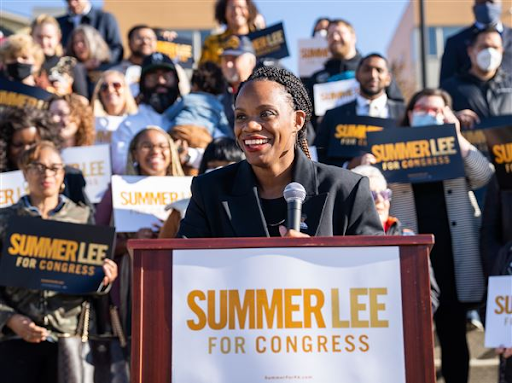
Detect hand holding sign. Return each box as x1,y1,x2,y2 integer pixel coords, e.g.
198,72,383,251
102,258,118,287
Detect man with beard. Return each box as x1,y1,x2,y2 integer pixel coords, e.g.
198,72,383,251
307,19,402,129
219,35,257,130
315,54,405,168
111,52,180,174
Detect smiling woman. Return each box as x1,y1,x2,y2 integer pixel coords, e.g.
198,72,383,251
177,66,383,238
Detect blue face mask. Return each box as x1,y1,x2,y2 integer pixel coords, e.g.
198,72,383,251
411,112,444,127
473,3,502,25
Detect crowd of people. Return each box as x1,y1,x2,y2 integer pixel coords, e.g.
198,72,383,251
0,0,511,382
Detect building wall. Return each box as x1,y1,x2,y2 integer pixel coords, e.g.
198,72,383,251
388,0,512,101
103,0,218,58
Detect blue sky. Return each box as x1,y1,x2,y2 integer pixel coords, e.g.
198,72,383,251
0,0,409,74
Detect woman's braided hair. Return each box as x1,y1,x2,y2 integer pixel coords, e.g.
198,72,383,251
234,66,313,159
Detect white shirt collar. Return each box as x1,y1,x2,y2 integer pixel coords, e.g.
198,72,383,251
356,92,387,109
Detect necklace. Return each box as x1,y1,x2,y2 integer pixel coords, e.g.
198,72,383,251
267,219,285,227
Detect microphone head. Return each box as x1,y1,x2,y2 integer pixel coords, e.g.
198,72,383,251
283,182,306,203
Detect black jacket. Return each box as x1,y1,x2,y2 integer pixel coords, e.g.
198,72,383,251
441,70,512,118
439,24,512,84
314,99,405,166
481,176,512,276
178,149,384,238
57,7,124,63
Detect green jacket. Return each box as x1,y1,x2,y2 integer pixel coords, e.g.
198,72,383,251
0,197,94,341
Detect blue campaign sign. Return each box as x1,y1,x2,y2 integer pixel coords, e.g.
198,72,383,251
156,36,194,69
485,126,512,191
367,124,465,184
247,22,289,59
0,78,52,109
0,216,115,294
326,115,397,159
461,115,512,158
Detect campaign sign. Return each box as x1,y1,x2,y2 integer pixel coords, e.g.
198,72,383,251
0,216,115,294
485,276,512,348
367,124,465,184
461,115,512,158
173,246,405,383
297,38,330,78
313,79,359,116
0,171,26,208
327,116,396,159
61,145,112,203
95,115,127,144
0,78,52,109
111,175,192,233
156,36,194,69
247,22,289,59
484,126,512,190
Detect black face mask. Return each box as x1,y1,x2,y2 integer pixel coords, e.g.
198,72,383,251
143,87,180,114
6,62,33,81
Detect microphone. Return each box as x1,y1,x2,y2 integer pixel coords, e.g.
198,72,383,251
283,182,307,231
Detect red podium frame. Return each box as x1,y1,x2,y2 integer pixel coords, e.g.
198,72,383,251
128,235,435,383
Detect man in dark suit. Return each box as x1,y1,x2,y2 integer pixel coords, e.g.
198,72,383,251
314,53,405,168
440,0,511,83
57,0,123,63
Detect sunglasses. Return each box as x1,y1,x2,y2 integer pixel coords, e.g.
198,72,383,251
100,82,122,92
371,189,392,201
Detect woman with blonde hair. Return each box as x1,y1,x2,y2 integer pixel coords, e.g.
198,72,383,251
0,34,44,86
91,70,138,144
31,14,89,98
47,94,95,147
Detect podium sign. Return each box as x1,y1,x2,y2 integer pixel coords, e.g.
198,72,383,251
173,246,405,382
129,236,435,383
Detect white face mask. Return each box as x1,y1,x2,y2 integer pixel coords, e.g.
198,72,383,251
476,47,502,72
411,111,444,127
314,29,327,38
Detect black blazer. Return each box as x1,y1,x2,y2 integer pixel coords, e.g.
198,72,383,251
177,149,384,238
314,99,405,166
440,24,512,84
57,8,124,63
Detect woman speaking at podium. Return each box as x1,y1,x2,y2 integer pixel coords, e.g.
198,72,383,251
178,66,383,238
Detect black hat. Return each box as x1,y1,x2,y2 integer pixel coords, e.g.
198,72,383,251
221,35,255,57
141,52,176,76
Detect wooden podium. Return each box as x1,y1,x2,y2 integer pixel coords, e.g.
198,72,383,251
128,235,435,383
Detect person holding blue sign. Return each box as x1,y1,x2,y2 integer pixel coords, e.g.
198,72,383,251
0,141,117,383
390,88,494,383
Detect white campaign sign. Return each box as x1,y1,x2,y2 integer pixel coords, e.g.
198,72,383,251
95,116,127,144
0,171,26,208
61,145,112,203
111,175,192,233
297,38,330,78
172,247,405,383
313,79,359,116
485,276,512,348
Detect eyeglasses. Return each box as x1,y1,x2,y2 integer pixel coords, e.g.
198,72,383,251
137,142,170,152
371,189,392,201
413,105,443,115
100,82,123,92
27,162,65,175
144,71,176,86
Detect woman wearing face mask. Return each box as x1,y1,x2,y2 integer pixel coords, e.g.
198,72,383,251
0,34,44,87
391,88,494,383
178,66,383,238
200,0,264,65
91,70,138,144
47,94,95,148
311,17,330,38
